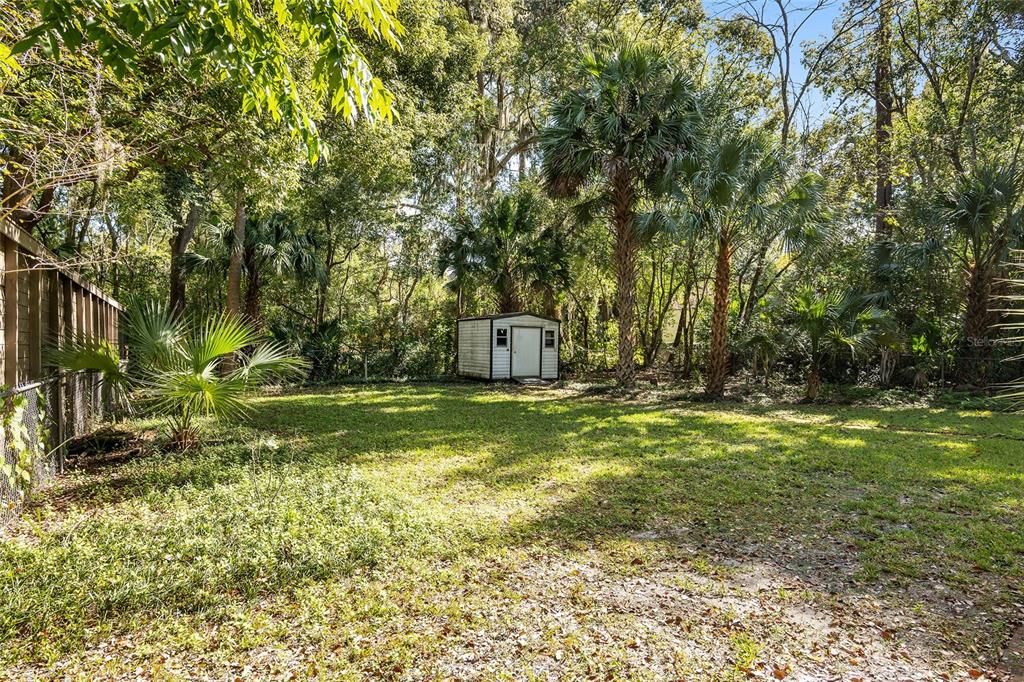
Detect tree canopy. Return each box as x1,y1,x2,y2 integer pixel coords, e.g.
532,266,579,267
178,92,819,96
2,0,1022,395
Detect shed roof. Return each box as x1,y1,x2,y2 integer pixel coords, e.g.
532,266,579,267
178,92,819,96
458,312,561,324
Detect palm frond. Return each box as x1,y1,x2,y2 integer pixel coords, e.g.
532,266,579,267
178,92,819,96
124,301,183,370
635,208,679,243
45,337,125,382
185,314,260,372
154,371,249,421
999,250,1024,409
232,341,308,383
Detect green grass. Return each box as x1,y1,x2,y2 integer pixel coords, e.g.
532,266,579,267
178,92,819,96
1,384,1022,679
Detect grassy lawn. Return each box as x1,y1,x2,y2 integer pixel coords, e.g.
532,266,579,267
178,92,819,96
2,385,1023,680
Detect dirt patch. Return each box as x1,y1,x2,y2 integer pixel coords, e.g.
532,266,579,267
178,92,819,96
65,427,151,472
31,428,155,514
423,551,990,680
998,621,1024,680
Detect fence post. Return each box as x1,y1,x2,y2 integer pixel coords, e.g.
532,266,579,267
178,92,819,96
48,272,64,472
4,238,19,388
74,287,84,341
27,256,42,379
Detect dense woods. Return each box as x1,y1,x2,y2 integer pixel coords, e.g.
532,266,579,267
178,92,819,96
3,0,1023,395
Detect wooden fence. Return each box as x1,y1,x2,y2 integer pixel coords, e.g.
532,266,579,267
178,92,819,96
0,220,121,521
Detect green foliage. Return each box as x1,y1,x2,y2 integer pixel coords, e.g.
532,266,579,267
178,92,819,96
540,40,703,385
6,0,1024,395
50,303,305,448
438,182,571,314
9,0,405,160
46,340,126,384
0,452,426,657
0,392,36,502
540,41,702,211
788,287,894,398
943,163,1024,263
2,387,1022,671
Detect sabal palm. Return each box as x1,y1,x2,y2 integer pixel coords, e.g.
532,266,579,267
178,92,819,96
436,218,479,316
184,213,320,322
540,42,702,387
247,214,321,322
690,130,824,398
475,191,542,313
789,287,889,399
738,170,830,327
437,188,569,315
49,303,304,448
943,164,1024,350
524,223,572,318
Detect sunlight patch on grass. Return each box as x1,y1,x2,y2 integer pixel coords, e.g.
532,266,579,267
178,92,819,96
818,434,867,448
2,385,1022,675
376,404,439,414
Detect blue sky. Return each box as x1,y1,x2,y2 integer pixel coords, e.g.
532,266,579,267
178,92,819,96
702,0,845,122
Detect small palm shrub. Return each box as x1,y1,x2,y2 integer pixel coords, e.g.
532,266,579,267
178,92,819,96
788,287,894,400
49,303,305,449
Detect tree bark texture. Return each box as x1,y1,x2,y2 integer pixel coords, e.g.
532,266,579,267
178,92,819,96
705,233,732,398
874,0,894,243
168,202,202,316
226,191,246,319
611,164,638,388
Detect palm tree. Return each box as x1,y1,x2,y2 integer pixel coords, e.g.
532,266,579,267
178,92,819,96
943,164,1024,362
539,42,702,387
524,222,572,319
437,185,571,315
183,212,320,323
436,218,480,317
788,287,891,400
49,303,305,449
474,191,540,313
689,131,825,398
241,213,321,324
691,132,778,398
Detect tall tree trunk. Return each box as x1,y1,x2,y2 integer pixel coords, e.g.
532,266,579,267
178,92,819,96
496,270,519,313
2,153,54,233
740,244,769,328
243,243,261,325
614,228,638,387
706,233,732,399
585,301,593,368
806,359,822,400
226,191,246,318
169,202,202,316
102,215,120,299
874,0,894,245
611,167,638,388
962,263,994,363
669,242,697,376
668,300,686,368
639,258,657,367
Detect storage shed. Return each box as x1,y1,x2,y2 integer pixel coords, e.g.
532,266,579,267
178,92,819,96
457,313,560,380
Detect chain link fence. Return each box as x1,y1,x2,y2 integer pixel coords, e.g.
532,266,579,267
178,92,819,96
1,371,108,525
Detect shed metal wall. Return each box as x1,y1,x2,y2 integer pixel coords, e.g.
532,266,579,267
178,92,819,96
489,315,559,380
456,318,491,379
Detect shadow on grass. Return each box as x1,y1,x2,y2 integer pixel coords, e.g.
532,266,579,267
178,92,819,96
246,385,1024,657
243,385,1024,571
7,383,1023,664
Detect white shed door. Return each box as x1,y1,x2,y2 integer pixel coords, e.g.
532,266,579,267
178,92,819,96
511,327,541,377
